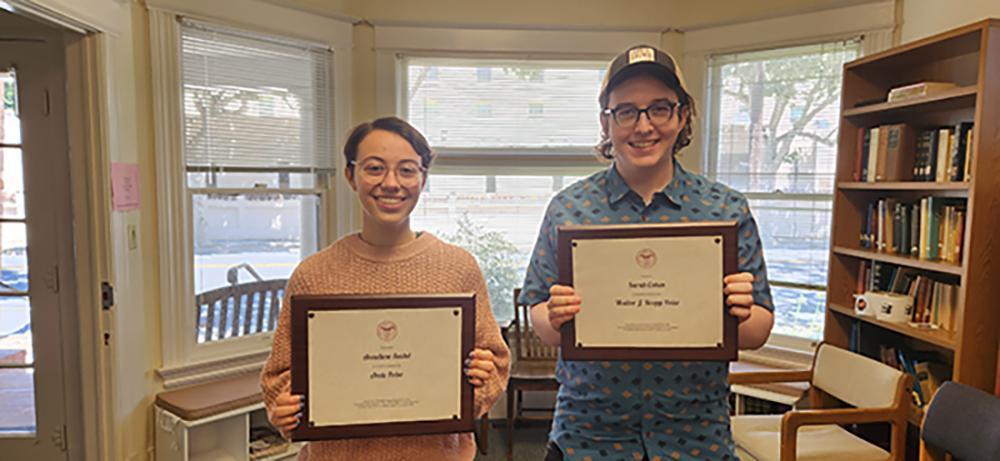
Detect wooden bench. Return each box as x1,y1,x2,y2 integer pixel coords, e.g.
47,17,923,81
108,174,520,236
156,372,263,422
196,279,286,343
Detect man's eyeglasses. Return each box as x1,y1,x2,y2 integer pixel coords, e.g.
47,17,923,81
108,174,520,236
350,159,426,186
602,101,680,128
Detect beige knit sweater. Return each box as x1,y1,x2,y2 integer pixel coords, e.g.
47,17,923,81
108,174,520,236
261,232,510,461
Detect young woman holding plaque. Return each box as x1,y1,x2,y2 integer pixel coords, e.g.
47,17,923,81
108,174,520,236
261,117,509,460
519,45,775,460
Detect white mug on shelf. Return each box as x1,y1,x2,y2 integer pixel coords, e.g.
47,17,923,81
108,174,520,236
855,291,914,323
852,292,874,318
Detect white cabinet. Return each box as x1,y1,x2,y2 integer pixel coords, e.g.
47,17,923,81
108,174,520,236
156,403,301,461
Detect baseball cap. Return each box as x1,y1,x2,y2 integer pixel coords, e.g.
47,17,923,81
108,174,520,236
599,44,692,108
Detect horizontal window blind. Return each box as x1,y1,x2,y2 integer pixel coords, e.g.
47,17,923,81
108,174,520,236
706,39,859,340
180,19,333,171
707,40,859,195
403,57,606,150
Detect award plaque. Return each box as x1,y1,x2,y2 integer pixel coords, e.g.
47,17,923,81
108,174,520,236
290,293,475,440
557,222,738,361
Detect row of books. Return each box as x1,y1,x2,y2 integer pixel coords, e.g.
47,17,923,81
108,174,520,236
878,345,950,408
913,122,973,182
858,261,959,330
860,196,965,264
852,122,974,183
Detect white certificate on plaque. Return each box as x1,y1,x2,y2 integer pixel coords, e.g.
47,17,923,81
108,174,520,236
307,307,462,426
572,235,724,348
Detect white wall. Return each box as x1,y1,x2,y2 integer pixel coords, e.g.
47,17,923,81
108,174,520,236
901,0,1000,43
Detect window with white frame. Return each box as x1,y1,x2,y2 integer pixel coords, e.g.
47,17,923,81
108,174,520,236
706,40,859,341
179,19,332,345
403,57,605,324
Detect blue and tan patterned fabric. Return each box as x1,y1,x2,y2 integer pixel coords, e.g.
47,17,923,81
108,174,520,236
519,161,773,461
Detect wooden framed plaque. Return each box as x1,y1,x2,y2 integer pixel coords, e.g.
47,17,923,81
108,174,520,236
557,222,738,361
290,293,476,440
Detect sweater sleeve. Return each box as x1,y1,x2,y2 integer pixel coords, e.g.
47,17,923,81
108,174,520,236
462,255,511,417
260,270,306,410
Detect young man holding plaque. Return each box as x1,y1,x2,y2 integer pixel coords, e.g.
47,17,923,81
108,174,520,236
261,117,509,460
520,45,775,460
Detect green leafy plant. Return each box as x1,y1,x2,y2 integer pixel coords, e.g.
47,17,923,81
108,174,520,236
440,213,521,323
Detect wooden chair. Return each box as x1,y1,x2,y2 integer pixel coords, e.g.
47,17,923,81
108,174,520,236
505,288,559,460
920,381,1000,461
730,342,912,461
195,263,286,342
475,414,489,455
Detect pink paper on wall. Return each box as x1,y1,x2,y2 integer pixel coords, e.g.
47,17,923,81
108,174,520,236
111,162,140,211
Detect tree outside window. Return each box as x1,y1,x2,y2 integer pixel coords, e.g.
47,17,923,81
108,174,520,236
707,40,859,340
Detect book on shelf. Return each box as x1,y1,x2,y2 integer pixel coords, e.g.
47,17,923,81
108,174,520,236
853,127,867,182
878,345,951,408
963,127,974,182
858,261,959,331
854,123,918,182
886,81,958,102
934,128,952,182
949,122,973,181
914,361,950,404
853,122,975,183
884,124,915,181
860,196,966,263
913,129,936,181
909,122,975,183
866,126,882,182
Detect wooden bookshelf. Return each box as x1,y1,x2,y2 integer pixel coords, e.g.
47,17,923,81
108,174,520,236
827,303,956,350
842,85,977,119
825,19,1000,459
837,181,969,192
831,246,963,276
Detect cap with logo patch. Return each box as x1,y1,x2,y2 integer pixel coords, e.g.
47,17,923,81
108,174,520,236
599,44,691,108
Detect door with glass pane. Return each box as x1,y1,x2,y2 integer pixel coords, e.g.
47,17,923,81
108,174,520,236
0,30,72,460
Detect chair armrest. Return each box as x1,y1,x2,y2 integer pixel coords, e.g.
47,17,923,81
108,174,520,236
783,407,902,427
778,407,907,461
729,369,812,385
501,322,513,344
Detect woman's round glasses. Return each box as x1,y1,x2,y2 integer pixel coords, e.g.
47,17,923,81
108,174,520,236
351,159,426,186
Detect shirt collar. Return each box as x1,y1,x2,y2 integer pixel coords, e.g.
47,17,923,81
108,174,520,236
606,160,691,208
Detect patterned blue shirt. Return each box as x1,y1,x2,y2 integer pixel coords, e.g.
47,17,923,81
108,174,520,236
519,161,773,461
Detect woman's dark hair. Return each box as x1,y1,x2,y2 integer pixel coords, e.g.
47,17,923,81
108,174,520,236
343,116,434,169
594,80,696,161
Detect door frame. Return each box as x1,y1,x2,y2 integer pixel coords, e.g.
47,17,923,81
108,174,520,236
2,3,115,461
0,21,77,460
64,31,115,461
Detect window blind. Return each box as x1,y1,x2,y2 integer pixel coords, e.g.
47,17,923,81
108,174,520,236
180,19,333,171
403,57,606,150
707,40,859,195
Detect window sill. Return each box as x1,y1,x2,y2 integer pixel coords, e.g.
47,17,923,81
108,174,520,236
157,350,270,389
739,340,817,369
